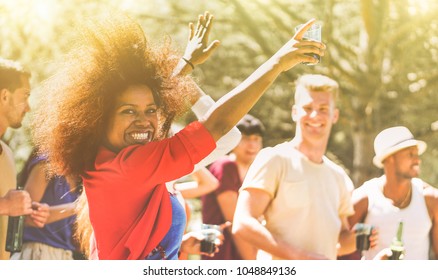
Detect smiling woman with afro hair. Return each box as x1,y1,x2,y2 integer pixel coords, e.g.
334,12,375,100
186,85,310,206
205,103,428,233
31,11,325,260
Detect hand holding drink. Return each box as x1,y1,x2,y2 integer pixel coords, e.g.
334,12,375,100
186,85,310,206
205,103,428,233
271,19,325,72
294,22,322,65
389,221,405,260
200,223,222,254
354,223,374,259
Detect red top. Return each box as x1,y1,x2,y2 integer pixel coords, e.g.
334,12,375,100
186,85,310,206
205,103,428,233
82,121,216,260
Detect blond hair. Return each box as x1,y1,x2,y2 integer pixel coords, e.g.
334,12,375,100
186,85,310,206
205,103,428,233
294,74,339,104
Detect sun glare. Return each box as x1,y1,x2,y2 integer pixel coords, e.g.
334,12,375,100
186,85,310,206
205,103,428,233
33,0,56,23
1,0,56,21
407,0,431,15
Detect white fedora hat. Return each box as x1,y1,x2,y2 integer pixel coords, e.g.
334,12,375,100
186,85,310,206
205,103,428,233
373,126,427,168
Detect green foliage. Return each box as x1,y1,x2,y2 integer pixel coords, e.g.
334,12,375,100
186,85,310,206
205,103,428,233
1,0,437,186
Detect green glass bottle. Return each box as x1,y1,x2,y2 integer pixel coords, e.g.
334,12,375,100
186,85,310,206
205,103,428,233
5,185,25,253
389,221,405,260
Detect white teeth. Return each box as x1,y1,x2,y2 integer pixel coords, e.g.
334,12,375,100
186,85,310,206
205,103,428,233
308,123,322,127
132,132,151,141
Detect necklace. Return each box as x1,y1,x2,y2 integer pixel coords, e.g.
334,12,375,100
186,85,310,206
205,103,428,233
393,186,412,209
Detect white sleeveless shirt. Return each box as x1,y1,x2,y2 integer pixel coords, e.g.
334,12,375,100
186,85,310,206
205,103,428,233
357,176,431,260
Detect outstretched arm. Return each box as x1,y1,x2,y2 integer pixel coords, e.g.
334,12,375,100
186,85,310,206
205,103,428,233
173,11,242,166
201,19,325,141
190,89,241,169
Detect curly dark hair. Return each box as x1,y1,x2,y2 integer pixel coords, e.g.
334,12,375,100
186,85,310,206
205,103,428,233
32,12,197,179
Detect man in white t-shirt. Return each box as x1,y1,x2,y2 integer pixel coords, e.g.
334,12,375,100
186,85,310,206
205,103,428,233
347,126,438,260
232,74,356,260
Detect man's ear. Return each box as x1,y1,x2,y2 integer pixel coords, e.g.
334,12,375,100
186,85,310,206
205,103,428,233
0,88,10,104
332,108,339,124
291,105,298,122
382,155,394,167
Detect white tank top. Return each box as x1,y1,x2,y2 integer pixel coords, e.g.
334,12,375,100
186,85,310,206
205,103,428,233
362,176,431,260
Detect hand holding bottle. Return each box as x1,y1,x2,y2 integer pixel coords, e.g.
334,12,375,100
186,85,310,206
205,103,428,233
389,221,405,260
1,189,32,216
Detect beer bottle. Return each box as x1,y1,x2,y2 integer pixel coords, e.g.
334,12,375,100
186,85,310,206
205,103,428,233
5,185,25,253
389,221,405,260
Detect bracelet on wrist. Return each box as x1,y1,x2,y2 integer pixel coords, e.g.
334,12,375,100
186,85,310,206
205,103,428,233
182,57,195,70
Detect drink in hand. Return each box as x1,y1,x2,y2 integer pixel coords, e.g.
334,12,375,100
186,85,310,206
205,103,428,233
389,221,405,260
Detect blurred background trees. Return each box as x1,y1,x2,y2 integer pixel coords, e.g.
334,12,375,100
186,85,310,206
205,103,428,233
1,0,437,187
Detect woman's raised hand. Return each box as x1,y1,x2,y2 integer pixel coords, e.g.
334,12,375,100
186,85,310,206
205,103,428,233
182,11,221,67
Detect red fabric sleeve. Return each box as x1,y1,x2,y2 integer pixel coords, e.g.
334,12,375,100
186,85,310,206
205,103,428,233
102,121,216,187
83,121,216,260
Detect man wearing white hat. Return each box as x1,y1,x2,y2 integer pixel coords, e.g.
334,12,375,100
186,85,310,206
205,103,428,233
347,126,438,259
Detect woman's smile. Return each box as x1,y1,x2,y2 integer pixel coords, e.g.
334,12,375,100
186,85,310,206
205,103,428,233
105,84,159,152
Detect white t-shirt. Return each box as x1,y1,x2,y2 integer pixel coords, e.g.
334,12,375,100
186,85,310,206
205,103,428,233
241,141,354,260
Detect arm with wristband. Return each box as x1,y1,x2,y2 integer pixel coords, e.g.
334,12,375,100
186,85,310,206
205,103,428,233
172,11,220,77
173,11,241,170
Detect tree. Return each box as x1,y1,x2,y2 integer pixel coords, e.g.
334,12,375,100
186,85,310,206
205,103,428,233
1,0,437,186
187,0,438,186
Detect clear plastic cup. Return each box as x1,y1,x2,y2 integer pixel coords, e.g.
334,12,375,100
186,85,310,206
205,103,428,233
294,23,322,65
200,223,222,254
